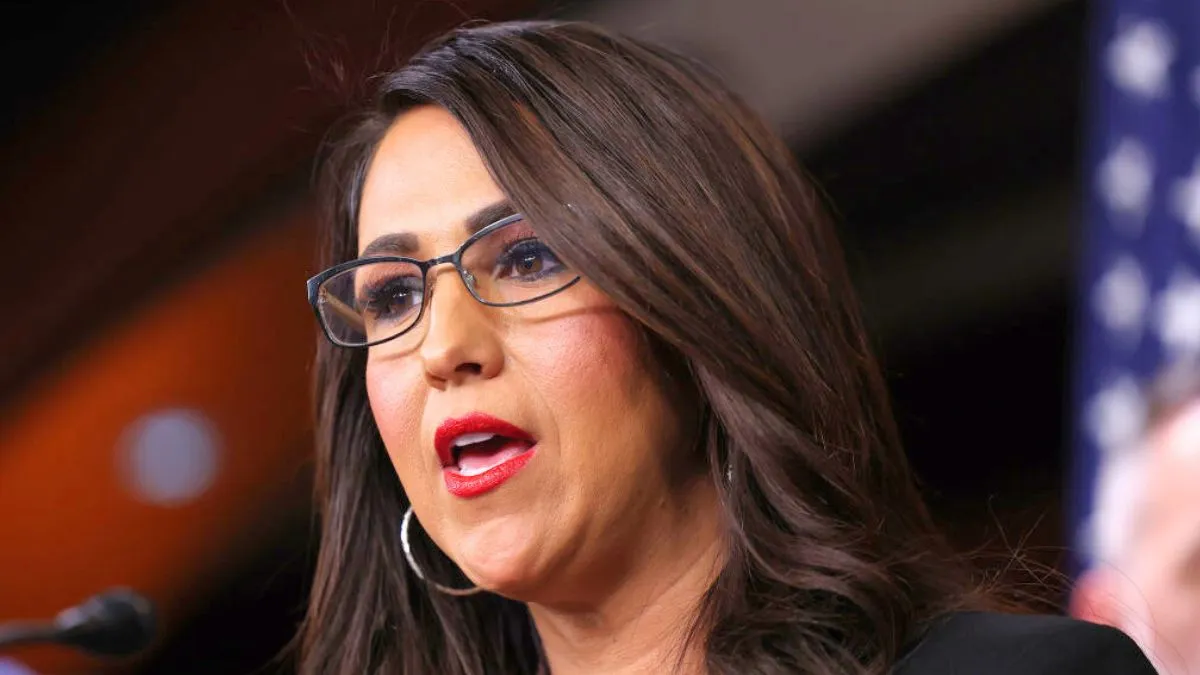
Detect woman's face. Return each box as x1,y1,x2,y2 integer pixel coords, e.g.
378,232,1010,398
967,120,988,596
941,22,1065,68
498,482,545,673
358,106,700,601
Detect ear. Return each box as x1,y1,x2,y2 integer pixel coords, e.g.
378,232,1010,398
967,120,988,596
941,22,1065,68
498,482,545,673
1069,568,1124,627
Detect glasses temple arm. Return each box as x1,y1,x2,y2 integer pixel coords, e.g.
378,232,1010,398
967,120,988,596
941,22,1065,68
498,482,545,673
319,291,367,334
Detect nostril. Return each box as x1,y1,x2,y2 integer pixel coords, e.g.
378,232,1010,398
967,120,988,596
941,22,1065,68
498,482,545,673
455,362,483,375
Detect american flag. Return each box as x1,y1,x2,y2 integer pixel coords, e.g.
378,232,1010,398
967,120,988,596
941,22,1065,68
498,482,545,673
1071,0,1200,570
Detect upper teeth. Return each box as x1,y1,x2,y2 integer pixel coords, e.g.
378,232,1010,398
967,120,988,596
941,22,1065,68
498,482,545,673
452,432,496,448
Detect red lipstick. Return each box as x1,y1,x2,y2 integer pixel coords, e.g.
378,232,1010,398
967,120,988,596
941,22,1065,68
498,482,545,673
434,413,536,498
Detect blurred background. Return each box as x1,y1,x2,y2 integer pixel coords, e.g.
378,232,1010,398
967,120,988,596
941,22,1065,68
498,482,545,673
0,0,1195,672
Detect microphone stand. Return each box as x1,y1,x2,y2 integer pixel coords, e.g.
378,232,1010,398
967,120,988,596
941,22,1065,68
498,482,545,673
0,588,155,657
0,621,59,649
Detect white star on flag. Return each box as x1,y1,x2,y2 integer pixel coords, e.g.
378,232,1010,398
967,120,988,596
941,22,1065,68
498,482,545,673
1192,66,1200,109
1085,375,1147,455
1153,269,1200,360
1092,255,1149,345
1106,19,1176,99
1098,138,1155,226
1171,158,1200,245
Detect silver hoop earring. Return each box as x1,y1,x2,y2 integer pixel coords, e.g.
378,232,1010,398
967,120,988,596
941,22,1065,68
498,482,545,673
401,506,482,597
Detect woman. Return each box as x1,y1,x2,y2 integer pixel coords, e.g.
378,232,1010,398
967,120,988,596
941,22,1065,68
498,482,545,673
299,20,1153,675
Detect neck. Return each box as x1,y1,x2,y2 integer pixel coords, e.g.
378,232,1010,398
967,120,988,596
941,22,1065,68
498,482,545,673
528,481,723,675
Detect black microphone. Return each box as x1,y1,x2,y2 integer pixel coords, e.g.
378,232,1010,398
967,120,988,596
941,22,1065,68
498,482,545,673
0,588,156,657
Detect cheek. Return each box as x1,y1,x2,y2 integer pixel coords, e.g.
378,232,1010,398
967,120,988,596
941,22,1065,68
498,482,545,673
365,357,427,484
531,316,640,399
516,306,681,478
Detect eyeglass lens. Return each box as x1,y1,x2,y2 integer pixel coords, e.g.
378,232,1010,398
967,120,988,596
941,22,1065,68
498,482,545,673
316,217,575,346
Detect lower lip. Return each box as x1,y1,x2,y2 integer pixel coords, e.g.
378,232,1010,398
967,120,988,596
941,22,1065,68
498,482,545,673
442,446,536,498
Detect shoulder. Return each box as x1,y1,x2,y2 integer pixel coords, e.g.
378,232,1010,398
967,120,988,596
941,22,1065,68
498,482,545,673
893,611,1155,675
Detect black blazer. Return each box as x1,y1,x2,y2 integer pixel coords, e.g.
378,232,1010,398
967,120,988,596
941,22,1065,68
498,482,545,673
895,612,1156,674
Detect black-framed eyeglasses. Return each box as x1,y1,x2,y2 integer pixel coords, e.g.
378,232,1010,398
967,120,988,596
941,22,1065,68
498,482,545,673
306,213,582,348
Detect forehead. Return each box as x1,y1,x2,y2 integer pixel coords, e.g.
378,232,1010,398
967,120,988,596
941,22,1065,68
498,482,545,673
357,105,507,255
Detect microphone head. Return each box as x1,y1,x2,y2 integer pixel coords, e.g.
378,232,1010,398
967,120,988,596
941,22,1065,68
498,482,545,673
53,588,156,657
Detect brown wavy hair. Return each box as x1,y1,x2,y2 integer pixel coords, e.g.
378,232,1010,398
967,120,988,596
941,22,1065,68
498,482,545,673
299,20,995,675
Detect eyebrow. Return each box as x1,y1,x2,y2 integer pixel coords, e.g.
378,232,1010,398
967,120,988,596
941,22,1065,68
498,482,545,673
358,200,518,259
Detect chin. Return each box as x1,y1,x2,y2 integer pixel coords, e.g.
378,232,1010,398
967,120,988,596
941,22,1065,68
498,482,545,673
448,513,549,598
467,562,544,600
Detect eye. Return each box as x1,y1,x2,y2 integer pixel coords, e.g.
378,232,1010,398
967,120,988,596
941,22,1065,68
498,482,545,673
358,274,424,323
494,239,565,281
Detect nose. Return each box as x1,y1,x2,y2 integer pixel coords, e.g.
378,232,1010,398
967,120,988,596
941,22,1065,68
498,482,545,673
418,267,504,388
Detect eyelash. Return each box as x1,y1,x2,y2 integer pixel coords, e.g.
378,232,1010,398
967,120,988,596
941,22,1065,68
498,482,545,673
360,276,423,319
492,237,564,281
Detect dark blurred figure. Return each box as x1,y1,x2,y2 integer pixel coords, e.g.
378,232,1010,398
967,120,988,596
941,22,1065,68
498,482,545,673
1072,362,1200,674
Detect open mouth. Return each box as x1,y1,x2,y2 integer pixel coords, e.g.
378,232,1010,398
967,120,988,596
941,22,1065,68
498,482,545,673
449,432,535,476
434,413,538,497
